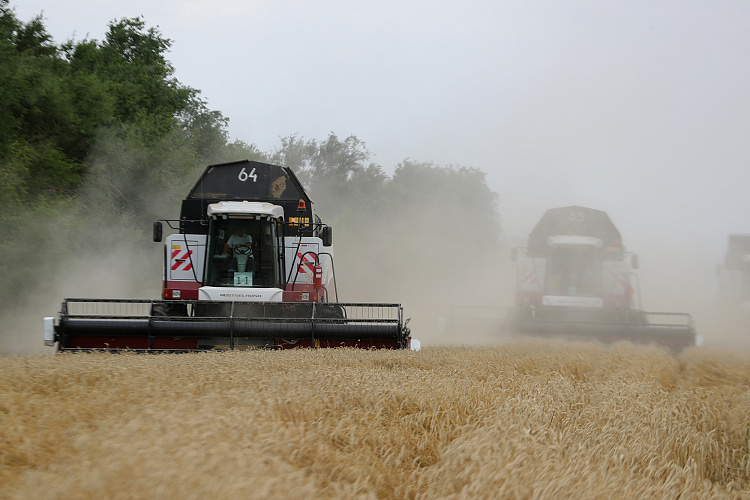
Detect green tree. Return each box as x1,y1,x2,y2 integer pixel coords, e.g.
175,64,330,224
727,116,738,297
68,18,188,130
271,132,388,216
0,1,85,213
387,160,501,241
0,2,505,330
0,6,237,315
63,16,234,220
269,133,502,306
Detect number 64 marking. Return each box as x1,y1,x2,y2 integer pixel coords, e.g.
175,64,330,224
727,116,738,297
238,167,257,182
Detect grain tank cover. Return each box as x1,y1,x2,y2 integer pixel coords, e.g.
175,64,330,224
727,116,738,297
188,160,308,202
180,160,313,235
527,206,623,256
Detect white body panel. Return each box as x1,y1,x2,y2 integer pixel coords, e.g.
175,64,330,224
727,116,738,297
164,190,335,302
165,233,335,302
166,234,207,283
542,295,604,307
602,259,635,297
516,258,546,293
515,249,638,308
284,236,334,288
198,287,284,302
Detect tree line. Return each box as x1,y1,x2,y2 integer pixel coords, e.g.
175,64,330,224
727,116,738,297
0,2,501,315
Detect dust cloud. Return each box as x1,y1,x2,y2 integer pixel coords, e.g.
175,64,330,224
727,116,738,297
330,189,750,351
316,172,509,348
0,133,192,356
0,226,163,356
2,159,745,355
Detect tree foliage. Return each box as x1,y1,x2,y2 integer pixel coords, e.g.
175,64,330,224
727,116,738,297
270,133,501,304
0,2,241,311
0,2,233,222
270,133,499,241
0,2,502,319
270,133,388,213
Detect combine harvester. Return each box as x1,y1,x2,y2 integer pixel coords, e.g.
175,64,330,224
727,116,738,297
716,234,750,311
509,206,698,350
44,160,413,351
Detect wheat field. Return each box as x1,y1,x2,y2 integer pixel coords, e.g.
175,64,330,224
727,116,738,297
2,341,750,499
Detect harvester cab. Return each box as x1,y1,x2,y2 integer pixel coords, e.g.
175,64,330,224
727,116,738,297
509,206,697,350
44,160,412,351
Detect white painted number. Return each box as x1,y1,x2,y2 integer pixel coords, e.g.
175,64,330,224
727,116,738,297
238,167,257,182
569,210,584,222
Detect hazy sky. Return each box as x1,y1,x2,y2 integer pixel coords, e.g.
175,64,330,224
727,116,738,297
13,1,750,312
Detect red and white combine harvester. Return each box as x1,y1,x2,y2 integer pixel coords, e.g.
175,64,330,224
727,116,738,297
44,160,413,351
510,206,697,350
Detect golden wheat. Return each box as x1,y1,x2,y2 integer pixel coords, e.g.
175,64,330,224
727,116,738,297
2,341,750,499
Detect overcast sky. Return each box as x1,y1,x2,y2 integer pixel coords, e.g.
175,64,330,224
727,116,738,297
13,1,750,313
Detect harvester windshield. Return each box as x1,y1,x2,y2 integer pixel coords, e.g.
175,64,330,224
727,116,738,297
205,217,283,289
546,247,602,297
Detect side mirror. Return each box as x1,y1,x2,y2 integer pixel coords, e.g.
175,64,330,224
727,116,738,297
153,221,163,242
631,254,639,269
321,226,333,247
